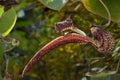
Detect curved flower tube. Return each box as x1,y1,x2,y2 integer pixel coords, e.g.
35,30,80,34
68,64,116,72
22,33,91,77
22,19,115,77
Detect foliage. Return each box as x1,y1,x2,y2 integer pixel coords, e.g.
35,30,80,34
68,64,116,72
39,0,68,11
0,0,120,80
82,0,120,22
0,5,4,17
0,8,17,37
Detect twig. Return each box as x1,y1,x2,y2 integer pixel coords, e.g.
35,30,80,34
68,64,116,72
99,0,111,26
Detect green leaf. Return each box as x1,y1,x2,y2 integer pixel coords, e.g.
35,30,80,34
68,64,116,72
38,0,68,11
0,41,4,60
0,8,17,37
82,0,120,22
0,5,4,17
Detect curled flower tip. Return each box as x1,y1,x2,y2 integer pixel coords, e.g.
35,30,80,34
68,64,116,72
90,25,115,54
55,18,87,37
55,18,74,33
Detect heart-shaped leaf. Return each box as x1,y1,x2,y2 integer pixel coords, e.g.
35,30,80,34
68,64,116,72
38,0,68,11
0,7,17,37
82,0,120,22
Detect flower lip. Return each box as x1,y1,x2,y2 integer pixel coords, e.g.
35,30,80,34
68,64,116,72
90,25,115,54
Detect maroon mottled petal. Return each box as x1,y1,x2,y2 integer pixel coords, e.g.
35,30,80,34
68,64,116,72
22,24,115,77
55,18,74,33
90,25,115,54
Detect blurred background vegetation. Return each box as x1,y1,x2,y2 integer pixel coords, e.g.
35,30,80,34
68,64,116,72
0,0,120,80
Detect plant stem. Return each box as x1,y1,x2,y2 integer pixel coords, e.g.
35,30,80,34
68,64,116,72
72,27,87,37
99,0,111,26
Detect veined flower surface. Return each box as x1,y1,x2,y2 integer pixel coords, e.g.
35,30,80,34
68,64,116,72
22,19,115,77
